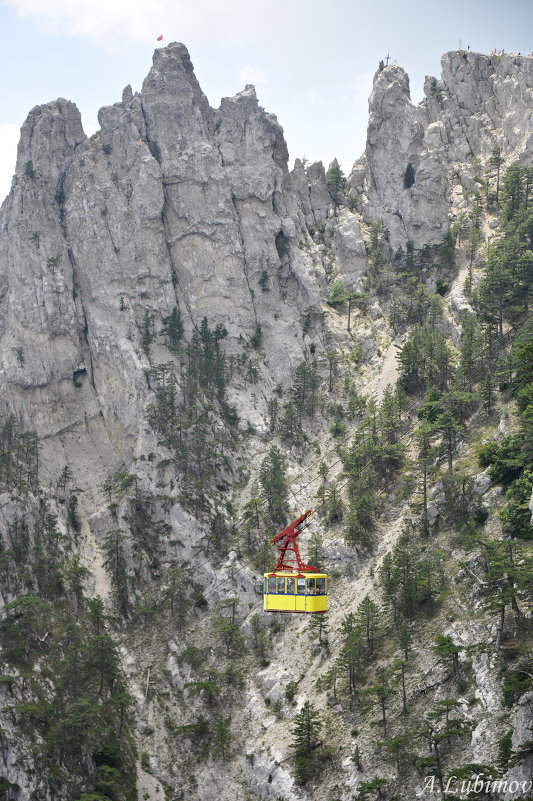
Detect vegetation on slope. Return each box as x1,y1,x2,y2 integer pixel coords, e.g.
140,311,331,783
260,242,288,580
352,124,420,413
1,161,532,801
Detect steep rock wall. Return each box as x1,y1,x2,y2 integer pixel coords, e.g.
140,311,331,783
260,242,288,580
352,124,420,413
0,43,325,494
0,44,532,801
350,51,533,248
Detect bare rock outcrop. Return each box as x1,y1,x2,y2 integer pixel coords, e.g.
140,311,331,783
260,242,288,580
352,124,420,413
0,43,532,800
0,43,325,492
353,51,533,249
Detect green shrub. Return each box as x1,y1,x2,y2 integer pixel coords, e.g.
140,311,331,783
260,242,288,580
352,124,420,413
436,278,449,296
259,270,269,292
250,325,262,350
327,281,348,307
478,437,525,485
403,163,415,189
24,160,36,179
472,507,489,525
275,232,289,258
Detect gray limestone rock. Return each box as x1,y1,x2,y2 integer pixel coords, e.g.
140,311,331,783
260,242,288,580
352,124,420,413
1,42,533,801
503,691,533,800
351,51,532,249
0,42,325,494
474,470,492,496
290,158,331,228
332,209,367,289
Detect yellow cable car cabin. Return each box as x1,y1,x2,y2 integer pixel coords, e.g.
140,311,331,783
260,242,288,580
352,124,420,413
263,572,328,613
263,510,328,614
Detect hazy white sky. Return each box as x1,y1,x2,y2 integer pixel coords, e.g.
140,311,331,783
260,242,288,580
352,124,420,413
0,0,531,202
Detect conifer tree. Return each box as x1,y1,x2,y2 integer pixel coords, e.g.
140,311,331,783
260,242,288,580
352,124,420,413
308,612,329,648
432,634,461,676
163,566,191,628
357,596,380,655
403,163,415,189
160,306,183,352
364,666,397,737
102,529,129,617
379,733,411,773
326,158,346,212
291,701,322,784
212,598,244,658
259,446,289,529
338,615,366,703
212,715,232,758
489,146,504,202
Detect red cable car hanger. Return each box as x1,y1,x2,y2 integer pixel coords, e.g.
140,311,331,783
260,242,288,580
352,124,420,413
268,510,317,574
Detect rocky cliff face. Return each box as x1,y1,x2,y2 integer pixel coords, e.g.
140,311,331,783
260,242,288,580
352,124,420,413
2,46,531,487
0,42,324,498
0,44,532,801
350,51,533,247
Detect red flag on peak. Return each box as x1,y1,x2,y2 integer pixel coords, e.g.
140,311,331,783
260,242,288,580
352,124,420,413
157,34,163,41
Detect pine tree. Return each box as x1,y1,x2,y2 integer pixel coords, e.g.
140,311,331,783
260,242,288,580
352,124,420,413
379,733,411,773
403,163,415,189
323,350,339,393
356,778,388,800
279,401,303,443
64,557,90,616
307,530,325,569
432,408,462,475
476,540,529,647
326,158,346,212
212,598,244,658
357,596,380,655
102,529,129,617
316,483,344,525
432,634,461,675
338,615,366,703
0,595,52,662
481,372,496,415
163,566,191,628
160,306,183,352
212,716,232,758
501,164,531,221
292,360,319,421
308,613,329,647
259,446,289,529
364,666,397,737
291,701,322,784
140,310,155,356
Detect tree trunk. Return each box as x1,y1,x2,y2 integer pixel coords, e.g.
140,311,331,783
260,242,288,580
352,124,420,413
401,663,408,715
381,697,387,738
496,605,505,651
422,461,429,537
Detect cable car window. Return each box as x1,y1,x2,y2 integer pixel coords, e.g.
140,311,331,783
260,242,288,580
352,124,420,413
297,578,305,594
264,578,267,594
287,577,295,594
277,577,285,594
306,578,315,594
268,577,276,593
316,578,325,594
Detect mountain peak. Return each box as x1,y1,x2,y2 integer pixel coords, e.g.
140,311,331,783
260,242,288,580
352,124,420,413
15,98,85,183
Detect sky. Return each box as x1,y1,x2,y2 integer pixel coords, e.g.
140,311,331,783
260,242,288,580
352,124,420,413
0,0,531,203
